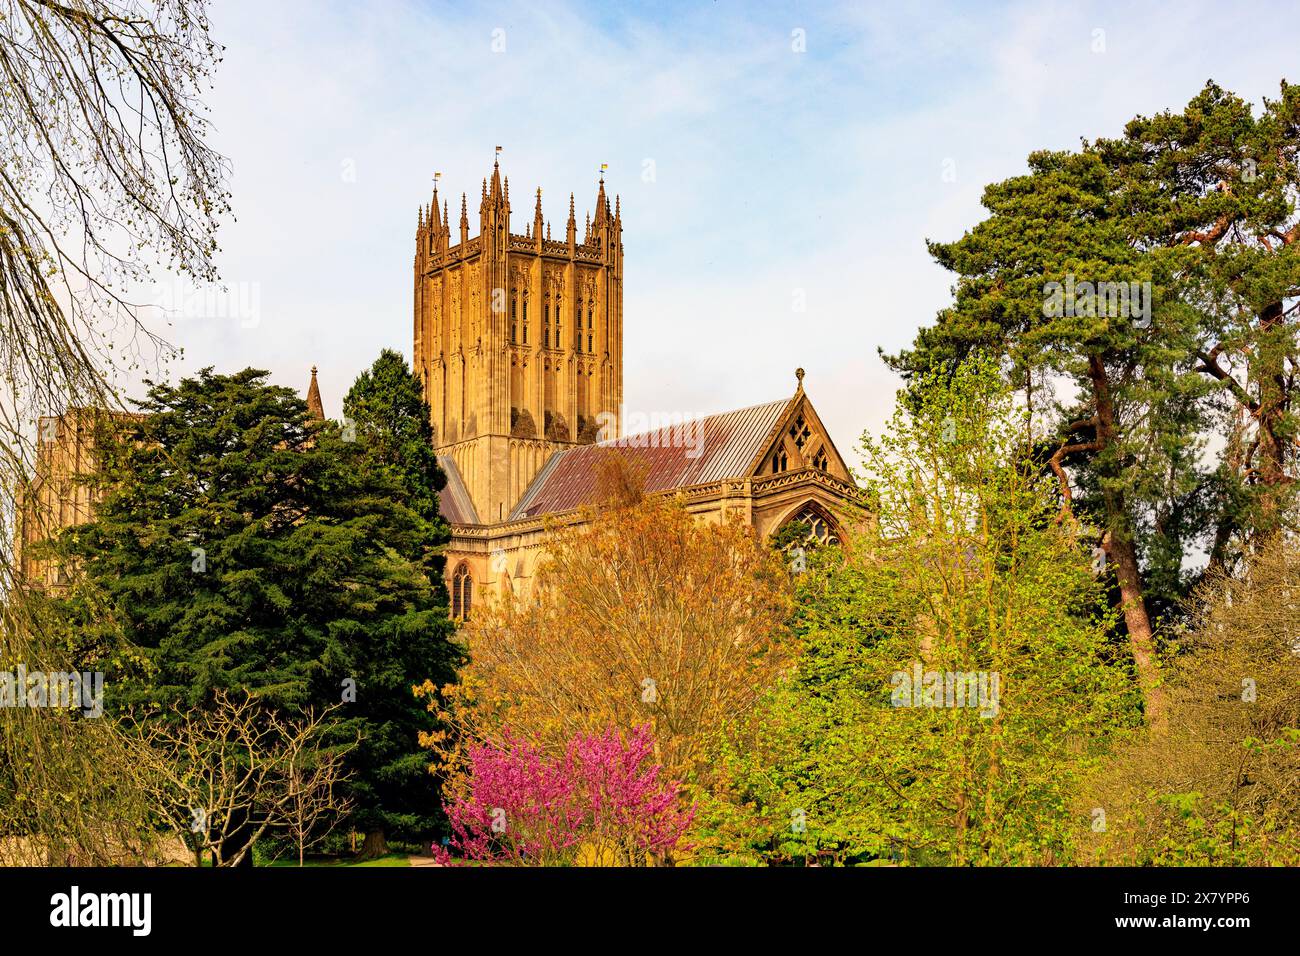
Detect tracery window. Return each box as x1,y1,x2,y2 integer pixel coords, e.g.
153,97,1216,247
782,505,839,547
451,563,473,620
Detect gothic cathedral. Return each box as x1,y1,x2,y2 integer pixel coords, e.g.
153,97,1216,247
425,159,856,614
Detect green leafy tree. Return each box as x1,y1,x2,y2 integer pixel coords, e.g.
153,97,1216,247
702,359,1133,865
1080,536,1300,865
48,367,459,858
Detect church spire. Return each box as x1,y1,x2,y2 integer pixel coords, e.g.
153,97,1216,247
306,366,324,422
534,187,544,240
566,192,576,251
460,192,469,244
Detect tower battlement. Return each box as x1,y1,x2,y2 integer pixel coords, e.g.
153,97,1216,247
413,156,624,523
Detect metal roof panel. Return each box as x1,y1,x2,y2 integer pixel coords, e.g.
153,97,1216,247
508,398,790,520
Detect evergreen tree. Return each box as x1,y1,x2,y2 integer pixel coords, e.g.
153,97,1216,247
50,367,460,855
1092,80,1300,555
890,80,1300,722
888,147,1200,722
343,348,446,531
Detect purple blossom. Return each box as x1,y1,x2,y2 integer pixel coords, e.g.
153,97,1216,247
435,724,694,865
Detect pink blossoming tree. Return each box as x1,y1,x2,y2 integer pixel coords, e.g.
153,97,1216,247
434,725,694,866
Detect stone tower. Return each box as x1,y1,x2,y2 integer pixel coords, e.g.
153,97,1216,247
413,156,624,522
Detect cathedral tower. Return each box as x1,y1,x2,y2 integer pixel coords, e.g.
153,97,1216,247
413,156,624,522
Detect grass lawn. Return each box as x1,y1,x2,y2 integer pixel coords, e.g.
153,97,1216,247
266,853,411,867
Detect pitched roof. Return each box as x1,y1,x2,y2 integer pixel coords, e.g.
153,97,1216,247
508,398,791,521
436,455,480,524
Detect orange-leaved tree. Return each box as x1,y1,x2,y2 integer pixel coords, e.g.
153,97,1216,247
418,454,793,807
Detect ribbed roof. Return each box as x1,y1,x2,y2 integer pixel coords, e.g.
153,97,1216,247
508,397,790,521
436,455,480,524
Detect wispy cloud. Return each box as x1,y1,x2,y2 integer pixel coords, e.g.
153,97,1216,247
135,0,1299,467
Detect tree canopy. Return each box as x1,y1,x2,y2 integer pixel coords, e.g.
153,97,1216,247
47,366,460,845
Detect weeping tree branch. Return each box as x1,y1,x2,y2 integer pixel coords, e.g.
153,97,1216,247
0,0,228,865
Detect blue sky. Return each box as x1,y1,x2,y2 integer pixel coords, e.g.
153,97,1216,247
157,0,1300,465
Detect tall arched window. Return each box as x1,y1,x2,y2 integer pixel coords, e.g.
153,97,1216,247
780,504,839,547
451,563,473,620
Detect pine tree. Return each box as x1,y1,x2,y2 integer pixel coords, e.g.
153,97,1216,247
888,146,1207,725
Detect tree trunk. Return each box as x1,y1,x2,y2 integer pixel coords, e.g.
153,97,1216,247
1253,301,1290,537
1088,355,1164,727
218,806,257,868
1105,530,1165,726
357,828,388,861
